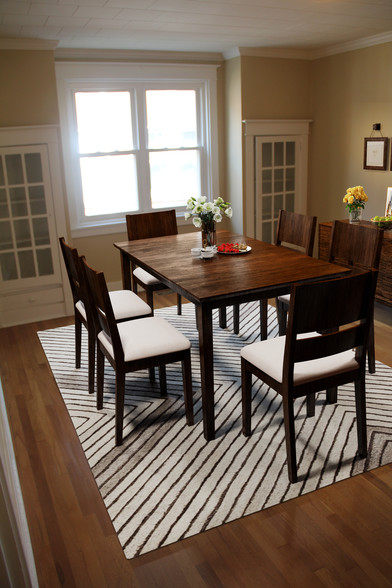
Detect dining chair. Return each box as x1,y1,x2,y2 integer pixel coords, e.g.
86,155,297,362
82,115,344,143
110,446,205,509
232,210,317,339
277,220,383,379
80,256,194,446
59,237,152,396
126,210,182,315
241,270,378,483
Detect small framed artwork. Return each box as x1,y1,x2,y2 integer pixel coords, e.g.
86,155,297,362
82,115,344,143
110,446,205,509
363,137,388,170
386,187,392,216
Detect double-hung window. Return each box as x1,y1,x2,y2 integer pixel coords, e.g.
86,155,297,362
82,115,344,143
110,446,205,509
56,62,219,236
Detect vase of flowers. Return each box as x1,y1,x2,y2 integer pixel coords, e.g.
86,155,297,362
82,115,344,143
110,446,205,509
343,185,368,223
184,196,232,248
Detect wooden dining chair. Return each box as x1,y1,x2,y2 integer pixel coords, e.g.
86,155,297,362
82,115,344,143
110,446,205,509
277,221,383,378
241,270,378,483
126,210,182,315
231,210,317,339
59,237,152,395
80,256,194,446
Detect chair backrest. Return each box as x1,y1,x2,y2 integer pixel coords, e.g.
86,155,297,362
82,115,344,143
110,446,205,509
285,271,378,376
328,220,384,271
126,210,178,241
275,210,317,256
59,237,84,306
80,257,123,356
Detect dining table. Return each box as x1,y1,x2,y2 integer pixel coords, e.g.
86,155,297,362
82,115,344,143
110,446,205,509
114,230,350,441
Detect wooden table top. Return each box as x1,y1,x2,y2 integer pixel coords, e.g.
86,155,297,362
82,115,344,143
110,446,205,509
114,231,350,306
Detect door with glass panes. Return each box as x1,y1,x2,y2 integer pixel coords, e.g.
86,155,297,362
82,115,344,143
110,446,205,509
255,136,305,243
0,145,62,291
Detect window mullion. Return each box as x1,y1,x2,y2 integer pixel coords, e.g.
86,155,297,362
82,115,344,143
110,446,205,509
135,86,151,211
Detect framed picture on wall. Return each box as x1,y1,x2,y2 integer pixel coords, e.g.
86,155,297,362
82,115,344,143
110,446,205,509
363,137,388,170
386,187,392,216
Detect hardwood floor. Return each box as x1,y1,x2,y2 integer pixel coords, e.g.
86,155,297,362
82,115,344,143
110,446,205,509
1,293,392,587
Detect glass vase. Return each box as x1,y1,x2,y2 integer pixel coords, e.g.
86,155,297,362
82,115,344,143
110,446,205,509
201,221,216,248
349,208,362,224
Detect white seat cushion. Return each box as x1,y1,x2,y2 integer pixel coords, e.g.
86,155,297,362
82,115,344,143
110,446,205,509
98,316,190,362
133,267,161,286
75,299,86,321
240,334,358,385
278,293,290,305
76,291,151,322
109,290,151,320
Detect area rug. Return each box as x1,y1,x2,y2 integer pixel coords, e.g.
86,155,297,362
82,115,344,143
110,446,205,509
38,302,392,559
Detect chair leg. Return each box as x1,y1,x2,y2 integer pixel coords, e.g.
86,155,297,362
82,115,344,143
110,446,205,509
241,359,253,436
219,306,227,329
326,387,338,404
306,394,315,417
159,364,167,395
115,370,125,446
276,298,288,337
367,320,376,374
96,346,104,410
354,378,367,458
75,315,82,368
282,396,298,483
233,304,240,334
260,299,268,340
182,354,194,426
87,326,95,395
177,294,182,315
146,288,154,315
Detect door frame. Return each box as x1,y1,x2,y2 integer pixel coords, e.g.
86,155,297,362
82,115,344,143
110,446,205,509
243,119,312,238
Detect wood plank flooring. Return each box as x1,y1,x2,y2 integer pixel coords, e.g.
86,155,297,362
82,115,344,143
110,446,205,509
1,293,392,587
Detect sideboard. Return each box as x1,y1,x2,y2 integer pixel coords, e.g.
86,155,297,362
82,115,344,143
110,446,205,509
318,220,392,307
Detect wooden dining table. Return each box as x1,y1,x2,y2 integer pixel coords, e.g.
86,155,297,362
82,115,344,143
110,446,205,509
114,230,350,441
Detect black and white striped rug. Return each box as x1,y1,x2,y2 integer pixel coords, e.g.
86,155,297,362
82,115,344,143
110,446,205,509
38,302,392,559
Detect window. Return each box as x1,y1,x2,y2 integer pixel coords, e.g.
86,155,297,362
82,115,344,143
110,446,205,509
56,63,219,236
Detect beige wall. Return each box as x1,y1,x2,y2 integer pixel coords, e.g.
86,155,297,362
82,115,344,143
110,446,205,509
240,55,312,120
223,57,243,234
310,42,392,224
0,50,59,127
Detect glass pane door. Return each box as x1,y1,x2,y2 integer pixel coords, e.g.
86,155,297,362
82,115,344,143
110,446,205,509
255,136,298,242
0,145,59,286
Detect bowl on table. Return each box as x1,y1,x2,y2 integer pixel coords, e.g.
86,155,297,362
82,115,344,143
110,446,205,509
371,216,392,230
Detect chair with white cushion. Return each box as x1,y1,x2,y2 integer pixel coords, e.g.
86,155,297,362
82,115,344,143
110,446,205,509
241,270,377,483
59,237,152,396
231,209,316,339
126,210,182,315
81,257,194,446
277,220,383,379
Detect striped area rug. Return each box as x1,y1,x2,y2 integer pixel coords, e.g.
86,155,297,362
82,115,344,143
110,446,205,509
38,302,392,559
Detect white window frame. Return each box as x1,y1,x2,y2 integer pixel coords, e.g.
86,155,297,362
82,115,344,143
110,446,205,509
56,62,220,237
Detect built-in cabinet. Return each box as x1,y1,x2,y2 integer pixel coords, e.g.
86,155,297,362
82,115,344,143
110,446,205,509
318,220,392,307
0,126,71,327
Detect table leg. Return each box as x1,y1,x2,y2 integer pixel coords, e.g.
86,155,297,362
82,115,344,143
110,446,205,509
197,305,215,441
120,251,132,290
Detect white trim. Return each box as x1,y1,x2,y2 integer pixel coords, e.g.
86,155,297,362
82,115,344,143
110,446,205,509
0,38,58,51
223,30,392,61
55,48,223,63
243,120,312,238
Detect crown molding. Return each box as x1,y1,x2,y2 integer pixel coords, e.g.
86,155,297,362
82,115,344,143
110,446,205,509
54,48,224,63
312,30,392,59
0,37,58,50
224,30,392,61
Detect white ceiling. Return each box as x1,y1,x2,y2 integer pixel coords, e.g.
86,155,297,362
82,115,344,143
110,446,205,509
1,0,392,58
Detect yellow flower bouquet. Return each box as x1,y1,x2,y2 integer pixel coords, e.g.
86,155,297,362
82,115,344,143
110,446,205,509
343,185,368,213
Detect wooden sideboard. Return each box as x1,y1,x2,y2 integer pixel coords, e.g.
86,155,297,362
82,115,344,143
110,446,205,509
318,220,392,307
